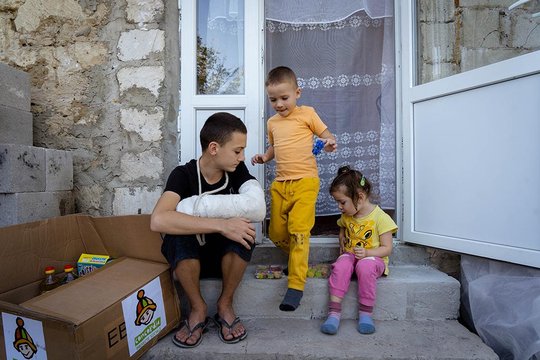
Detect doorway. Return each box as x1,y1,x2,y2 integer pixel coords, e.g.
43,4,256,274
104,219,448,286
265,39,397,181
263,1,397,239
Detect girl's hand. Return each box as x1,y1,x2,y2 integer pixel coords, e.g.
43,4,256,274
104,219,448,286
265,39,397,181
354,245,367,259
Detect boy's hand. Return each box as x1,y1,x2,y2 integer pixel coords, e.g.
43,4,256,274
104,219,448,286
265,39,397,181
251,154,265,165
323,138,337,153
220,218,256,250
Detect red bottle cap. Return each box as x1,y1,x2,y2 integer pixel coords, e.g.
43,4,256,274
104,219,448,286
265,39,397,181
64,264,74,272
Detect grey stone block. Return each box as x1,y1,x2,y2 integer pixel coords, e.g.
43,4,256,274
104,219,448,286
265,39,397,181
0,104,33,145
112,186,162,215
0,62,31,111
0,144,45,193
46,149,73,191
0,191,75,227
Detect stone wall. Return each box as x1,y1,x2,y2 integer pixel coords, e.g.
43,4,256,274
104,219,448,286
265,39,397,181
0,0,179,216
418,0,540,83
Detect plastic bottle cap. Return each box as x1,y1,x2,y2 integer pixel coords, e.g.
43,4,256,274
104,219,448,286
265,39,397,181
44,266,55,274
64,264,74,272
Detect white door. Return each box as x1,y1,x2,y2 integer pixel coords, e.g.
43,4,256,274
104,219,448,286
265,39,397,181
179,0,265,240
179,0,264,178
399,1,540,268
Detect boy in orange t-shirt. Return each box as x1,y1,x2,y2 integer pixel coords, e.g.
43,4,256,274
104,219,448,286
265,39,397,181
251,66,337,311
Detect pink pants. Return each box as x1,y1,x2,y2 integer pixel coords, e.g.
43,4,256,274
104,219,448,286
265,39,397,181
328,252,386,308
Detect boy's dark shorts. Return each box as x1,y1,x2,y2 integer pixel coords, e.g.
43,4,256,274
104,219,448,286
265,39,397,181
161,233,255,278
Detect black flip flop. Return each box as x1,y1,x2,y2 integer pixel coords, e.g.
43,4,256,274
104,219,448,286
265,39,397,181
213,313,248,344
172,317,209,348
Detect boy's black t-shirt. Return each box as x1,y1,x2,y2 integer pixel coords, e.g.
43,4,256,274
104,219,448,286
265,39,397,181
164,159,255,199
162,159,256,278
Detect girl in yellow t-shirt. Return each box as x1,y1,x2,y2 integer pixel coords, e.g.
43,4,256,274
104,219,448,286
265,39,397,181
321,166,397,335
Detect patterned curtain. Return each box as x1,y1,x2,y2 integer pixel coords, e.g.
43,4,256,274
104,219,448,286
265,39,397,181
264,0,396,215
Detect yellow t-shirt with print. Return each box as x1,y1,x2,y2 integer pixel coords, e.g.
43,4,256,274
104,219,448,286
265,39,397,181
337,205,398,275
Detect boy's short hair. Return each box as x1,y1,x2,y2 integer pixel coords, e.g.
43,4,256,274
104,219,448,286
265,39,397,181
200,112,247,151
265,66,298,88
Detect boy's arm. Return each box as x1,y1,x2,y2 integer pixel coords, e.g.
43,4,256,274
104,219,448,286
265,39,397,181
150,191,256,249
319,129,337,153
175,179,266,222
251,145,274,165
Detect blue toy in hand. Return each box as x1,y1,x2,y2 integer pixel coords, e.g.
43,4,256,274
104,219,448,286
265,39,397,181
312,139,324,155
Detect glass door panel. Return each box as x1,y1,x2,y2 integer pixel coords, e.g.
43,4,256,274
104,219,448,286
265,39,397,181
416,0,540,84
196,0,245,94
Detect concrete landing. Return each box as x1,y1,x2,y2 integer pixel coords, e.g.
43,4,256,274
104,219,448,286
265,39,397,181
141,318,498,360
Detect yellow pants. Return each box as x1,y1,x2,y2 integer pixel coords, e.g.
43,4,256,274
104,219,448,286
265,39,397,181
269,177,320,291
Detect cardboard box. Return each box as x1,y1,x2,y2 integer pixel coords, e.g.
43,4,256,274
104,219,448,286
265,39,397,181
0,215,180,360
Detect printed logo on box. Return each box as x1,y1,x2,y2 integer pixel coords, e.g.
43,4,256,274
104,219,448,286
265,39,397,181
121,277,167,356
2,313,47,360
77,253,110,276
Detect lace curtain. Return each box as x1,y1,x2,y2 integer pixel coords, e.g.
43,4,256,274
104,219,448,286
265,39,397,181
264,0,396,215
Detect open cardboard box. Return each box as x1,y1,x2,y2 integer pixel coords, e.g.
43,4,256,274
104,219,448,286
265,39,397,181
0,214,180,360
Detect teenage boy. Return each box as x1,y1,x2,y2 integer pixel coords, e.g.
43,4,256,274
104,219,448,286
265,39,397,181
151,112,265,347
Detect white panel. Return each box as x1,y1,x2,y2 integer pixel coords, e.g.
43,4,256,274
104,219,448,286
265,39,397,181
412,74,540,261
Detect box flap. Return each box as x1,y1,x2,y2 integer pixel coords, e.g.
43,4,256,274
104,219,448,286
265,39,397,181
0,281,40,304
91,215,167,264
20,258,169,325
0,214,106,294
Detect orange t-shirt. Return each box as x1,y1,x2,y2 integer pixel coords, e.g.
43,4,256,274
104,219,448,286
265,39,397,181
267,105,328,181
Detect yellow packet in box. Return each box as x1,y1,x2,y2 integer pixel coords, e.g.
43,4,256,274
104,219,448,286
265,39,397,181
77,253,110,277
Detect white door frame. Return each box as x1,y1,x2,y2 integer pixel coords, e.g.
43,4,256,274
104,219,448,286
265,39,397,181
179,0,265,241
399,0,540,268
179,0,265,182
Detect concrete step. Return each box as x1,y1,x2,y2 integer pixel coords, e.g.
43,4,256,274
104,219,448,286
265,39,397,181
141,318,498,360
251,241,432,266
179,263,460,321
